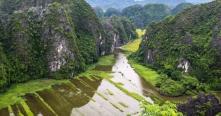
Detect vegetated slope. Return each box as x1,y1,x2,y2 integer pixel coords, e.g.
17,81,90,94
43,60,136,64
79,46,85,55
102,16,137,51
86,0,186,10
87,0,213,10
86,0,135,10
94,3,194,28
137,0,186,7
122,4,171,28
137,0,221,94
171,3,193,15
186,0,213,4
0,0,117,92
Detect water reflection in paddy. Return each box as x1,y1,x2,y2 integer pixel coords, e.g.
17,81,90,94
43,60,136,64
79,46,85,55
21,75,141,116
1,52,221,115
0,51,194,116
71,79,140,115
112,52,154,103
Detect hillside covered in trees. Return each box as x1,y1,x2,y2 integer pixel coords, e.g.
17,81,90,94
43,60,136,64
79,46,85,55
0,0,220,116
86,0,211,10
94,3,194,28
135,0,221,97
0,0,136,92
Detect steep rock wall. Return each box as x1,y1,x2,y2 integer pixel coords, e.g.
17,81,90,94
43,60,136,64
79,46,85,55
102,16,136,53
0,0,111,91
137,1,221,81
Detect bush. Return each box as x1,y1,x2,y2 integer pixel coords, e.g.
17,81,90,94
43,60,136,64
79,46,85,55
171,71,183,81
159,79,186,97
141,101,183,116
181,76,199,90
210,82,221,91
163,68,183,81
197,83,210,92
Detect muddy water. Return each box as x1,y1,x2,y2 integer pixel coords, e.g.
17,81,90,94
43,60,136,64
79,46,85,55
0,107,9,116
216,92,221,101
25,93,55,116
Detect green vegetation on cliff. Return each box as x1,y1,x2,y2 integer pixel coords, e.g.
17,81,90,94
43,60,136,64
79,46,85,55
122,30,183,116
94,3,194,28
0,0,121,92
171,3,193,15
135,1,221,96
141,101,183,116
0,53,115,109
102,16,137,47
122,4,171,28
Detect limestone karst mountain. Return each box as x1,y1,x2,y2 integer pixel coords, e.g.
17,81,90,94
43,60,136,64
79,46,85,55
0,0,136,91
137,0,221,89
86,0,212,10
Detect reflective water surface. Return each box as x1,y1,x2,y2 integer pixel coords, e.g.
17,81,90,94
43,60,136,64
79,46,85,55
112,52,154,103
112,52,189,102
0,52,150,116
3,52,214,115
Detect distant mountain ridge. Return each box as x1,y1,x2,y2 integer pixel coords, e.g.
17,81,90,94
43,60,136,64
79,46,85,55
136,0,186,7
94,3,194,28
86,0,213,10
186,0,213,4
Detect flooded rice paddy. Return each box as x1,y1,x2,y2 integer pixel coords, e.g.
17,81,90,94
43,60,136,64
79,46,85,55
0,52,220,116
0,52,151,116
0,77,142,116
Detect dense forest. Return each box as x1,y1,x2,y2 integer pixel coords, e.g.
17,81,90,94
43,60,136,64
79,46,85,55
135,0,221,96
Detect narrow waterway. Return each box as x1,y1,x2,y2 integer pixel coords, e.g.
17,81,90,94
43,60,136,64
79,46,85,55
112,52,154,103
112,51,190,103
0,52,153,116
2,51,219,116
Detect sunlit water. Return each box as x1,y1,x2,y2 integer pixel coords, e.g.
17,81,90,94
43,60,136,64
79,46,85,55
112,52,154,103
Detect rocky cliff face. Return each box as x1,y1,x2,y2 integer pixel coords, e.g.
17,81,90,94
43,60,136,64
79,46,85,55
137,1,221,82
102,16,136,53
178,93,221,116
0,0,112,90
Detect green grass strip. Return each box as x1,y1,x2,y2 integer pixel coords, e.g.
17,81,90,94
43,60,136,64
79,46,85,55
107,79,149,104
20,101,34,116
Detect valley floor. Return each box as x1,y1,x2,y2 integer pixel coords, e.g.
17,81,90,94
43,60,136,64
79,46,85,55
0,37,220,115
0,50,153,116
